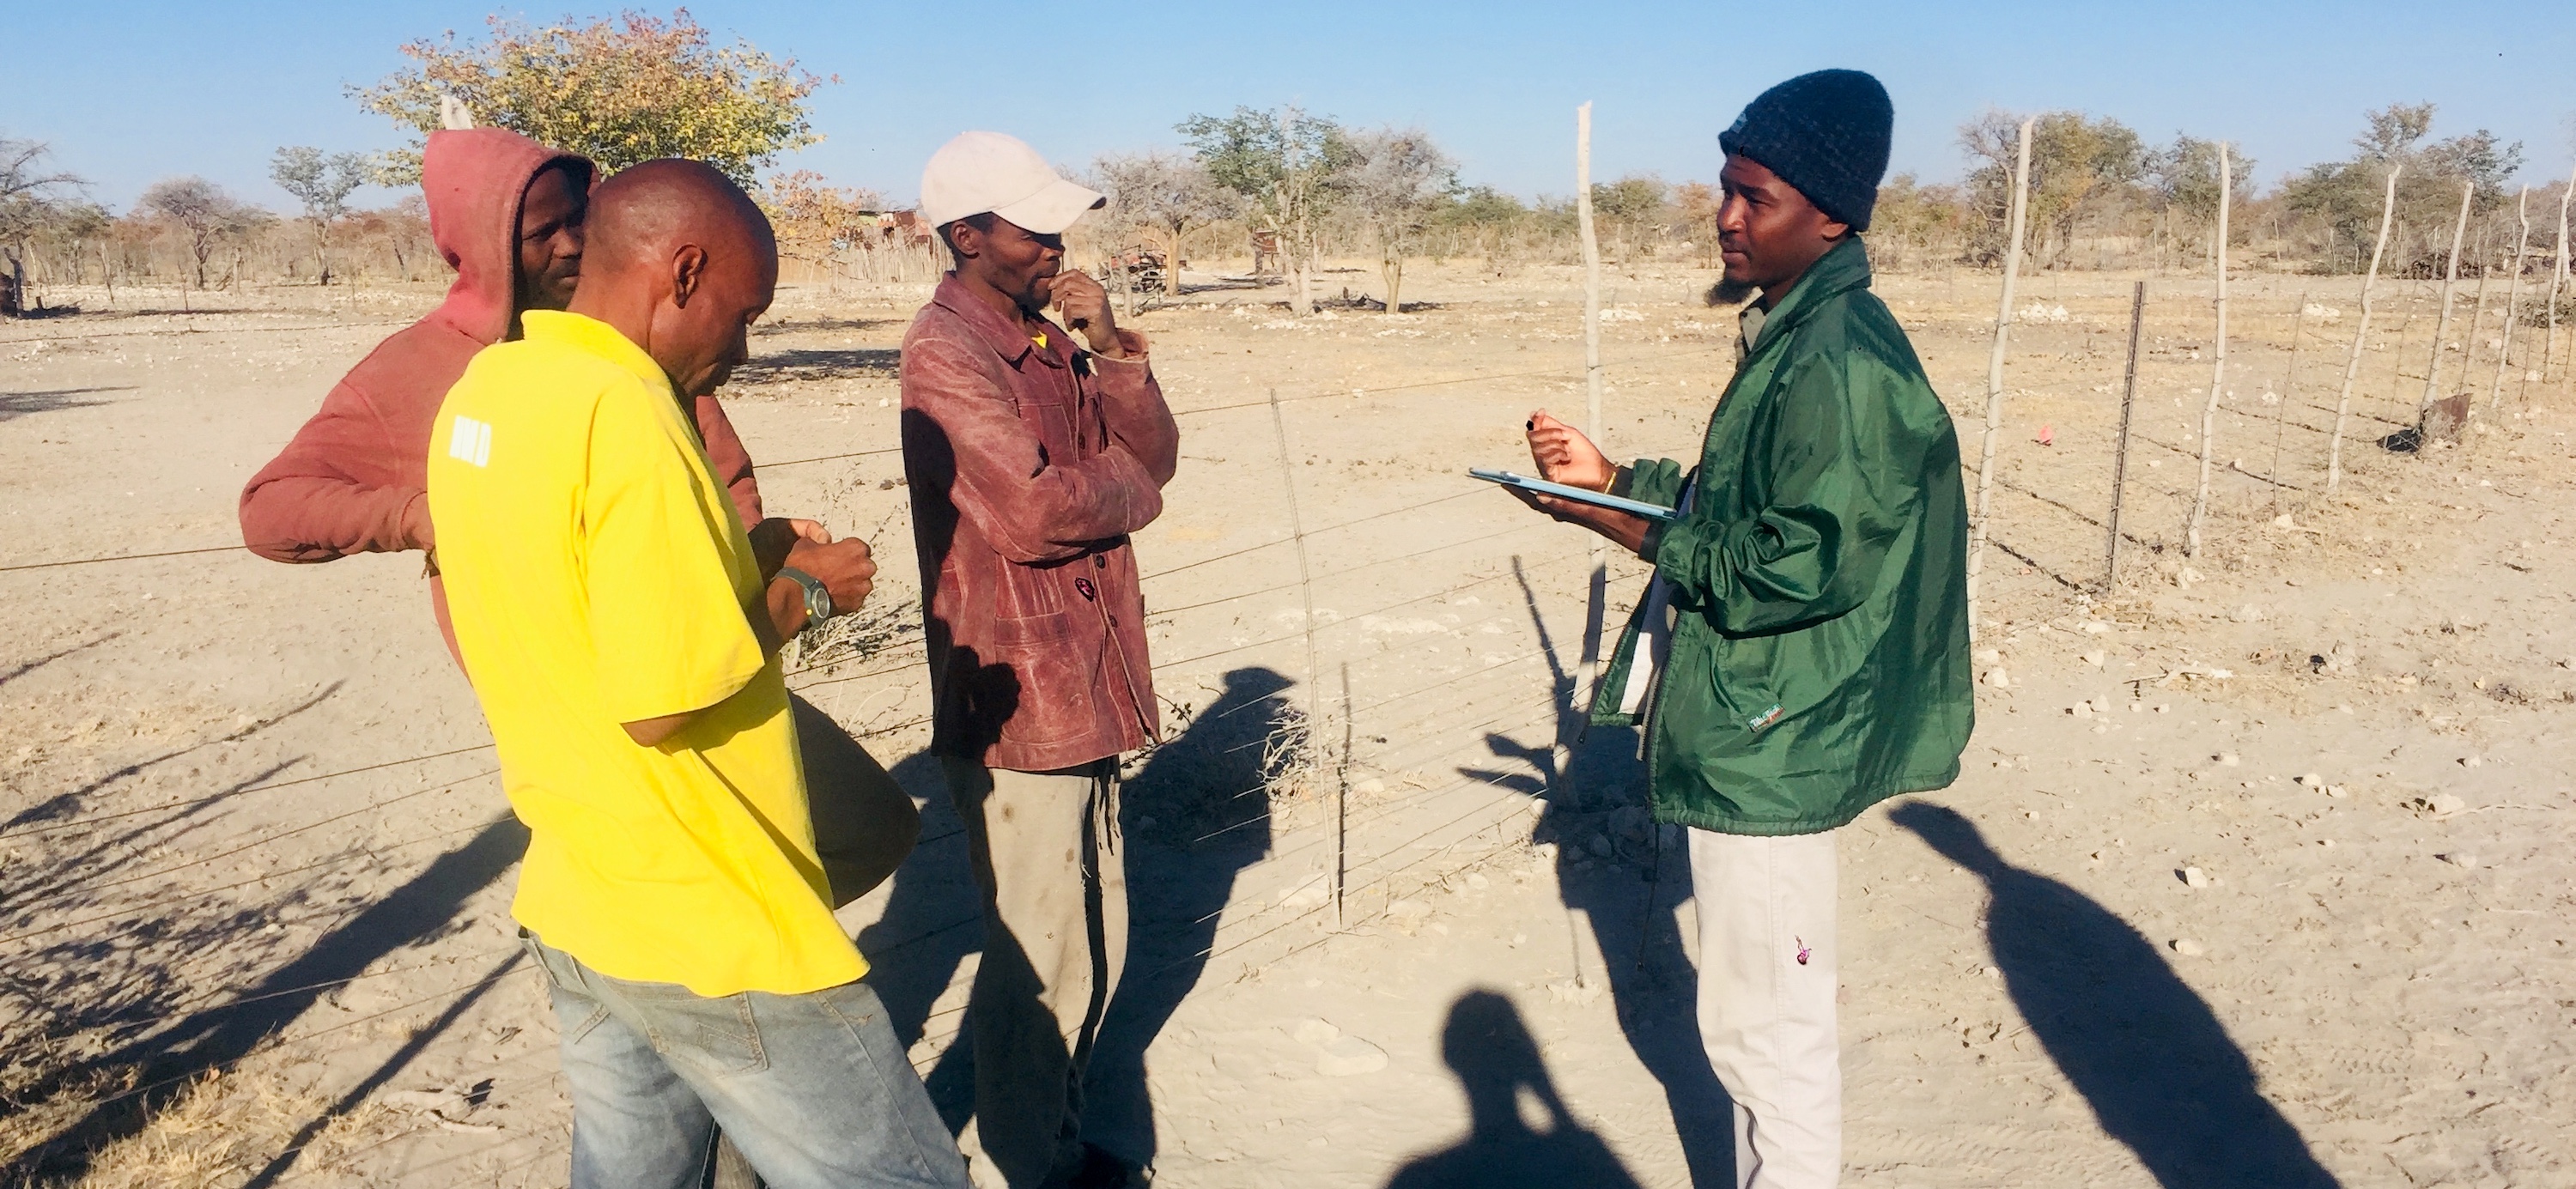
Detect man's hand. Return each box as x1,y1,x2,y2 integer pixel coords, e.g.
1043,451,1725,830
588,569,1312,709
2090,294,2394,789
787,537,877,615
1526,410,1615,492
1504,409,1651,556
1500,485,1656,556
1048,270,1126,357
748,517,830,581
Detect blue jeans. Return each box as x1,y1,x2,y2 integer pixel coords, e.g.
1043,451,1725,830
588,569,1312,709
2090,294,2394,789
522,932,969,1189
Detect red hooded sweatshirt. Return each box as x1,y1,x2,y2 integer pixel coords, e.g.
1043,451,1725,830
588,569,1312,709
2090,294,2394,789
239,128,764,662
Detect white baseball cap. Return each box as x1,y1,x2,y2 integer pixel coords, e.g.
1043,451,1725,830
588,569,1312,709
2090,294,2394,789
920,130,1105,236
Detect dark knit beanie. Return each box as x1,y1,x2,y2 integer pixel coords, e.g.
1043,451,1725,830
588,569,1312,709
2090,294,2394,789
1717,69,1893,233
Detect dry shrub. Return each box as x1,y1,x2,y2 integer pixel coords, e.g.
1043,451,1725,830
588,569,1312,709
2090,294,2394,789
3,1057,395,1189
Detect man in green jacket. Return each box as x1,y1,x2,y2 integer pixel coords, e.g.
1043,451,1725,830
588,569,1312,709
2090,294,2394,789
1512,70,1971,1186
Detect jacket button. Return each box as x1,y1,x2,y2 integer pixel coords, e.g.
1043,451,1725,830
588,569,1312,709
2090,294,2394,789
1093,555,1107,569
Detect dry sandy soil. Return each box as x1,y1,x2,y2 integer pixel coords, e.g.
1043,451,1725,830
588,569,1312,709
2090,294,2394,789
2,255,2572,1188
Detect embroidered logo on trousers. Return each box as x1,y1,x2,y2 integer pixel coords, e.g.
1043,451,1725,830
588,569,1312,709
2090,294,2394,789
447,415,492,467
1795,937,1811,966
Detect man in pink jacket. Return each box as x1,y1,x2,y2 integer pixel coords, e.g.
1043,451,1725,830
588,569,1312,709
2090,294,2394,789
238,126,917,909
237,128,772,654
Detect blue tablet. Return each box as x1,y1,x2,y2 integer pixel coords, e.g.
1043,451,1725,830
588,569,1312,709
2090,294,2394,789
1468,468,1680,523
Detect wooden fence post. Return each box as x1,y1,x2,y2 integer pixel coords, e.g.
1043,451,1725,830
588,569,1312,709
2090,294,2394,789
2187,141,2232,558
2269,290,2306,511
2420,181,2474,416
1965,116,2033,625
2492,186,2530,407
2330,166,2400,495
1266,387,1325,851
2105,281,2145,591
2550,167,2573,403
1575,103,1607,699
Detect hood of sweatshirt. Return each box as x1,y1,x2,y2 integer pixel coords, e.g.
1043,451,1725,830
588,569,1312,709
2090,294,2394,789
421,128,593,345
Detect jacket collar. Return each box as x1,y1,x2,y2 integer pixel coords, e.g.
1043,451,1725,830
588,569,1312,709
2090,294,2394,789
932,273,1067,367
1747,237,1873,355
522,310,672,393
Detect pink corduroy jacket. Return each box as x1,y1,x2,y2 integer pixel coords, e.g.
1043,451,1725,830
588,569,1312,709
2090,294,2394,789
237,128,762,665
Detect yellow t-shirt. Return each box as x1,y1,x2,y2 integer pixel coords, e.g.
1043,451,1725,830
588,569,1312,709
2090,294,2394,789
427,310,864,997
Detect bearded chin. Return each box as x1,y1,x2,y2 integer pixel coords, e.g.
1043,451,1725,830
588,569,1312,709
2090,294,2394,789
1705,276,1759,307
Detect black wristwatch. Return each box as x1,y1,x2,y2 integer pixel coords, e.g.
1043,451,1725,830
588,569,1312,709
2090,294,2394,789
777,567,834,627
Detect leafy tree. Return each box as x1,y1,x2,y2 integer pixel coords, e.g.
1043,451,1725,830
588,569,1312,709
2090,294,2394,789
1960,110,2146,266
1589,174,1668,264
2281,103,2527,273
1340,129,1455,312
1671,181,1722,267
139,177,263,289
2145,134,2257,257
1869,173,1970,270
1428,185,1534,269
1092,151,1239,298
354,9,829,185
1179,105,1356,313
270,147,372,284
0,135,85,316
760,169,883,279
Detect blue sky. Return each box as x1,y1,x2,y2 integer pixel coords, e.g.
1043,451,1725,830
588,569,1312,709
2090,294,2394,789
12,1,2574,213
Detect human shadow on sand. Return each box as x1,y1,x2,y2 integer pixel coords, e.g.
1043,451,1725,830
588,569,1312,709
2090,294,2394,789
1892,802,2341,1189
1454,558,1735,1187
1083,666,1291,1171
1382,989,1645,1189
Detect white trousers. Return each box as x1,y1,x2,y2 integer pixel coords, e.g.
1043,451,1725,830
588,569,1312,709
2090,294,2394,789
1689,827,1841,1189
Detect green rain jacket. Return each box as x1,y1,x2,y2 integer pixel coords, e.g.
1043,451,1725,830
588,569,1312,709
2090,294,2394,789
1591,238,1973,835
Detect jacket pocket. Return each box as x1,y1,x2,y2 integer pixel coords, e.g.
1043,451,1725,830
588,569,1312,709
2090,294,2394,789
991,610,1097,747
993,611,1073,647
1705,632,1790,740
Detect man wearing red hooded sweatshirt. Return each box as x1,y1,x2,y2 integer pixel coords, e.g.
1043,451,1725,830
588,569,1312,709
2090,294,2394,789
238,122,917,911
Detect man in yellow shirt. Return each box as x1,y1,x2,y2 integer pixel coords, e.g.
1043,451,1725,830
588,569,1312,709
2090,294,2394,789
429,159,968,1189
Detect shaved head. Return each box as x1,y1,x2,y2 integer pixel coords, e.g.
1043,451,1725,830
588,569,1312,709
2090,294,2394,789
568,158,779,397
585,159,775,280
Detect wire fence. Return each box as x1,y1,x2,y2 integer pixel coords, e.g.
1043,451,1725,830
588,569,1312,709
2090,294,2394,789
1959,271,2571,597
5,270,2562,1183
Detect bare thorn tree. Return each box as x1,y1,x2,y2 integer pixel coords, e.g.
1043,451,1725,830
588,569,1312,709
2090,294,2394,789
270,147,372,285
0,134,86,317
139,177,261,291
1093,151,1239,299
1341,128,1457,314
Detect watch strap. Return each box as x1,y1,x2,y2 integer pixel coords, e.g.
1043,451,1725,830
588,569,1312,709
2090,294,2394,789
777,566,834,626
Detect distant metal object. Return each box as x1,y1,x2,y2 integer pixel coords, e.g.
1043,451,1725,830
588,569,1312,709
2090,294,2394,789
1101,246,1167,306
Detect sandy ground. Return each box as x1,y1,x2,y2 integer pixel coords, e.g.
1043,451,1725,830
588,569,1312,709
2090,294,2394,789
2,257,2572,1188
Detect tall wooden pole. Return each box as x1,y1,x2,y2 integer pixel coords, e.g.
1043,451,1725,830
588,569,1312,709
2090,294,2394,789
2550,166,2573,403
2269,291,2306,510
2420,181,2474,414
2492,186,2530,407
1575,102,1607,694
2329,166,2400,494
1965,117,2032,624
2187,142,2232,558
2105,281,2145,591
1266,387,1324,806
